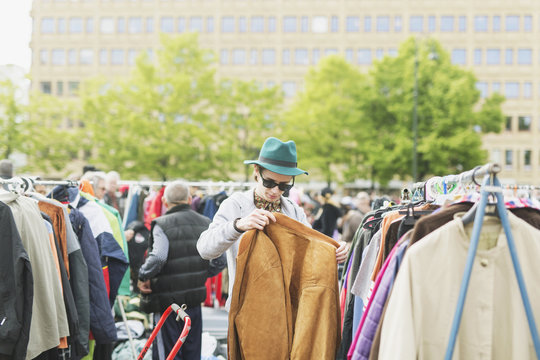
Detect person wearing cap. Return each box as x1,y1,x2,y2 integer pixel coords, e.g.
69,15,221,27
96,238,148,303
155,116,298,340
197,137,349,310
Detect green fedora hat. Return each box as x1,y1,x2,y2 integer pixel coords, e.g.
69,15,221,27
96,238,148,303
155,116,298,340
244,137,308,176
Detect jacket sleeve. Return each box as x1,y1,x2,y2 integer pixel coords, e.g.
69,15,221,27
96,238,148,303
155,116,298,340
197,195,244,260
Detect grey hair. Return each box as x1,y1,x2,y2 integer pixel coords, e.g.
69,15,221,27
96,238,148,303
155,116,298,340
106,171,120,182
81,171,106,194
164,180,190,204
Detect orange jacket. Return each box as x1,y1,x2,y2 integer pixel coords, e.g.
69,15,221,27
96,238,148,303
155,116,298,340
228,213,341,359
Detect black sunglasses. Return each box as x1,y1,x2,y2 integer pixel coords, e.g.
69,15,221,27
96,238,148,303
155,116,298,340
259,169,295,192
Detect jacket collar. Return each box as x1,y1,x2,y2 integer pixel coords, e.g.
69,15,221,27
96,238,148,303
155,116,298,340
165,203,191,215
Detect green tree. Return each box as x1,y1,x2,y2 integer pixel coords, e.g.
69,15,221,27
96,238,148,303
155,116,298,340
280,56,372,186
81,33,283,180
363,37,505,183
0,78,25,159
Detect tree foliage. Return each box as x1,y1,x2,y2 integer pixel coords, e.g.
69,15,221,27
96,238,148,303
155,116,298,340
0,78,25,159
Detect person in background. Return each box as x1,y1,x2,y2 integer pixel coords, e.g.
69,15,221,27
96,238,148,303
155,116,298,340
197,137,349,312
104,171,124,216
313,187,343,239
138,180,211,360
339,191,371,245
0,159,14,179
81,171,107,200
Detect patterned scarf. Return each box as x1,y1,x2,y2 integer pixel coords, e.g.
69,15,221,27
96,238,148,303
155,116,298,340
254,191,282,213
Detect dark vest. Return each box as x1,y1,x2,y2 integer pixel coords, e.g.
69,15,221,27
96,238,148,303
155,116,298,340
140,203,211,313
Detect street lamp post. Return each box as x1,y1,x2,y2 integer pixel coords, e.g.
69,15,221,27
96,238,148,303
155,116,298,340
412,42,419,183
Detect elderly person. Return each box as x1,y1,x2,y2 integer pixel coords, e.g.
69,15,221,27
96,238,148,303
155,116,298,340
138,180,211,360
197,137,348,311
81,171,107,200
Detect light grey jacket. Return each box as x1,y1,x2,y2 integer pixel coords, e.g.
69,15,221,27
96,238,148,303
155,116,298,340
197,189,310,310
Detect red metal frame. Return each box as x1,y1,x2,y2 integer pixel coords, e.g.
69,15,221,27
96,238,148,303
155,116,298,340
138,303,192,360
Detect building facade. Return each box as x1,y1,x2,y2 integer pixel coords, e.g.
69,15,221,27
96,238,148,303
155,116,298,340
30,0,540,184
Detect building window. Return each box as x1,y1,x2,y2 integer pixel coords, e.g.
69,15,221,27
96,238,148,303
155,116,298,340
189,17,201,32
505,15,519,31
128,49,137,65
505,48,513,65
177,17,186,32
376,48,384,60
282,49,291,64
346,16,359,32
451,49,466,65
458,16,467,31
492,82,501,93
58,18,66,33
261,49,275,64
268,17,276,32
40,81,52,94
68,81,79,96
220,49,228,64
493,16,501,32
325,48,338,56
40,49,48,64
491,149,501,164
524,150,532,169
111,49,124,64
86,17,94,33
517,49,532,65
146,17,154,33
206,17,214,32
100,17,114,33
80,48,93,64
476,82,488,98
56,81,63,96
394,16,402,32
251,16,264,32
294,48,308,65
376,16,389,32
100,49,108,64
440,16,454,31
284,16,297,33
409,16,423,32
301,16,309,32
129,17,142,33
232,49,246,64
474,15,488,32
486,49,500,65
160,17,174,33
388,48,398,57
331,16,339,32
364,16,372,32
312,48,320,64
238,17,247,33
523,82,532,98
428,16,435,32
41,18,55,33
221,16,234,33
68,49,76,65
524,15,532,32
505,116,512,131
250,49,257,65
357,48,372,65
505,150,513,167
474,48,482,65
52,49,65,65
519,116,531,131
282,81,296,97
345,48,354,63
505,82,519,98
117,17,126,33
69,17,83,33
312,16,328,33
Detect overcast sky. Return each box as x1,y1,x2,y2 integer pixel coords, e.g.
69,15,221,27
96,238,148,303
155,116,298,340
0,0,33,71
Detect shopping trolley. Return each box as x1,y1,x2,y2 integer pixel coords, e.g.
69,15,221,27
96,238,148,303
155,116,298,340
137,303,192,360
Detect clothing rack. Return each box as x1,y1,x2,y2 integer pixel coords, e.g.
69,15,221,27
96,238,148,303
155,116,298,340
118,180,254,189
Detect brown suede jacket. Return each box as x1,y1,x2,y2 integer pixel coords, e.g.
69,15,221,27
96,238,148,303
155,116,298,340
228,213,341,360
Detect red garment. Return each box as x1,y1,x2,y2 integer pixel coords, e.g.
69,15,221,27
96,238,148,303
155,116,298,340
204,273,223,307
144,187,165,230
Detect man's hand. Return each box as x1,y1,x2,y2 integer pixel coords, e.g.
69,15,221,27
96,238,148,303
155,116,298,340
125,229,135,242
137,279,152,294
235,208,277,232
335,240,350,264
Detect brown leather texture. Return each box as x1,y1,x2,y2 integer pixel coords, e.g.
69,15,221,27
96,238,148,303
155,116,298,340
228,213,341,359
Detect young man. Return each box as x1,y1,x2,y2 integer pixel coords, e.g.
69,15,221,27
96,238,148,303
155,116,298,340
197,137,348,310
